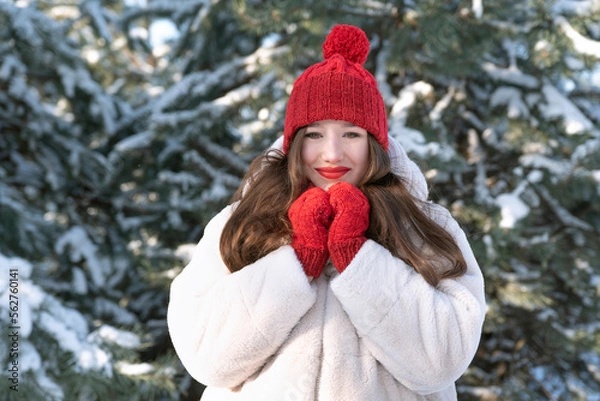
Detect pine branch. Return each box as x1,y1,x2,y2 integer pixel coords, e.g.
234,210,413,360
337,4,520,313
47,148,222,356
535,185,593,231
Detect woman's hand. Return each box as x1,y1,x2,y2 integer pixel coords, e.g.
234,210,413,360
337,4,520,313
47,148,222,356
288,187,333,278
327,182,370,273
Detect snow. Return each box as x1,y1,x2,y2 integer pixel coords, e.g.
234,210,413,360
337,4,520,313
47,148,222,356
82,0,112,42
55,226,109,287
429,86,455,123
183,150,241,188
0,255,122,378
472,0,483,18
495,181,530,229
389,81,434,126
90,325,141,349
72,267,88,295
0,54,25,79
261,32,281,48
531,366,566,399
538,82,595,134
551,0,598,16
17,294,33,337
38,309,84,349
520,154,569,177
490,86,529,118
482,62,539,89
200,180,229,203
536,185,593,230
93,298,139,326
149,18,179,48
78,347,112,374
124,0,147,6
38,309,113,374
237,120,273,145
376,40,396,106
20,341,42,372
482,234,497,260
555,16,600,58
159,171,203,192
575,95,600,124
35,370,64,400
572,138,600,165
388,81,456,159
116,361,154,376
0,253,32,278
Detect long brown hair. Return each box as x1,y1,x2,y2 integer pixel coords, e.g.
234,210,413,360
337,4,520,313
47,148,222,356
220,130,466,286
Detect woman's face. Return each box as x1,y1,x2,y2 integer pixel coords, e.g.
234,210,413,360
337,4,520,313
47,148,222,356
300,120,369,190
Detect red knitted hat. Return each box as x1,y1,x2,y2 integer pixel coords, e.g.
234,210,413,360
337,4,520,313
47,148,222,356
283,24,388,154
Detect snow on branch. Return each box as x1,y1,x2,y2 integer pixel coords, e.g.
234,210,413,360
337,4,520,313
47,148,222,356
520,138,599,185
0,254,137,393
55,226,111,288
183,150,241,189
201,141,249,175
118,0,210,28
571,138,600,166
375,39,396,106
390,81,434,126
554,16,600,58
472,0,483,18
551,0,600,17
151,71,275,129
495,181,531,229
490,86,530,119
539,82,595,135
535,185,593,231
117,43,286,135
481,62,539,89
520,154,570,178
388,81,457,160
113,131,154,153
81,0,113,42
158,171,203,192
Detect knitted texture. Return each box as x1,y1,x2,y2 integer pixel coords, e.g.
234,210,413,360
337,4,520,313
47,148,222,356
288,187,333,278
327,182,370,273
283,24,388,154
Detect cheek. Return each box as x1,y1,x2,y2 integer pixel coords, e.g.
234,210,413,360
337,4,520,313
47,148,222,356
351,146,370,181
300,148,315,177
301,143,318,165
353,145,369,168
300,142,309,162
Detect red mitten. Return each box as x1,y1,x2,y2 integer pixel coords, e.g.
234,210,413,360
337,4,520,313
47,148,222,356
288,187,333,278
328,182,370,273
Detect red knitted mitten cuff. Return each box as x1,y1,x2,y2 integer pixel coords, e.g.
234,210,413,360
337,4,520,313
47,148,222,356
291,243,330,278
329,237,367,273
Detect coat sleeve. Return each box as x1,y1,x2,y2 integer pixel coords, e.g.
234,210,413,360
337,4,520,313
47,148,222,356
330,205,486,395
167,205,318,389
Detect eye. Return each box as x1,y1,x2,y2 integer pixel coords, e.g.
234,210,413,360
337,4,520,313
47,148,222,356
343,131,363,138
305,131,322,139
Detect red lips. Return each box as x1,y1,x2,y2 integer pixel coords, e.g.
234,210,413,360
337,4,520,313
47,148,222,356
316,167,350,179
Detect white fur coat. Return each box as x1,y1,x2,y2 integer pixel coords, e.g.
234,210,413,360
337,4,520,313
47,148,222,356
167,137,486,400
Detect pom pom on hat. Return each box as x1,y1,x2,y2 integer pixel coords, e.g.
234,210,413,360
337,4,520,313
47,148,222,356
322,24,370,65
283,24,388,154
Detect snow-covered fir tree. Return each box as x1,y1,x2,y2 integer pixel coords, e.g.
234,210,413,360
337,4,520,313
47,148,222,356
1,0,599,400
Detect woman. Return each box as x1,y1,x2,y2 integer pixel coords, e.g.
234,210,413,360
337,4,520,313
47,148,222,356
167,24,486,400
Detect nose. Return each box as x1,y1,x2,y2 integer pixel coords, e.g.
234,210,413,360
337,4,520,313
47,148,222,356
322,135,343,163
